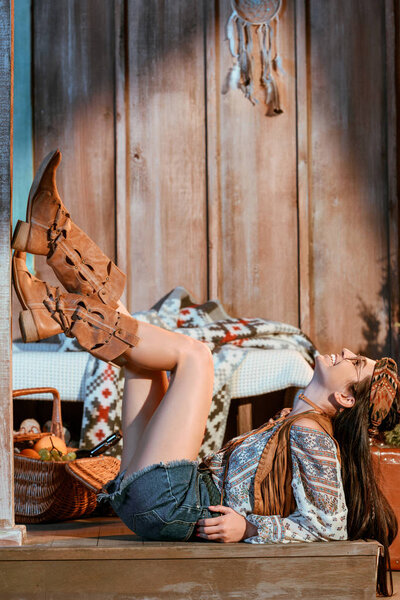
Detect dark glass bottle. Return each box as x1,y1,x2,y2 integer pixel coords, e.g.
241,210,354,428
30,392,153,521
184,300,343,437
74,430,123,458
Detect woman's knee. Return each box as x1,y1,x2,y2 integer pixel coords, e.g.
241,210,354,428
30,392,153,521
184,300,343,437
194,339,214,369
176,336,213,370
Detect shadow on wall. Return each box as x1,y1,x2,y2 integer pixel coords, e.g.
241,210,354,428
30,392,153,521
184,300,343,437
357,260,391,359
308,0,395,360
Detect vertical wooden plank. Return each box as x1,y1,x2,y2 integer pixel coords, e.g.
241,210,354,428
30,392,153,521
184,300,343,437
295,0,312,335
206,0,299,323
0,0,25,543
396,0,400,305
115,0,128,307
32,0,116,287
204,0,222,301
123,0,208,311
237,401,253,435
396,0,400,362
11,0,32,340
386,0,400,363
12,0,32,260
307,0,392,357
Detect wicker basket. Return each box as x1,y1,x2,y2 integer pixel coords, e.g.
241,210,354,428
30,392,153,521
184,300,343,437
13,387,120,523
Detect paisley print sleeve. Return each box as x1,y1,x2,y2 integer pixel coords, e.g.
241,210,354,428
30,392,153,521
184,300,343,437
244,425,348,544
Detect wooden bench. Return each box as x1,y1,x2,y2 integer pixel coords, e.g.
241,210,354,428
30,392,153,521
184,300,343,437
0,517,381,599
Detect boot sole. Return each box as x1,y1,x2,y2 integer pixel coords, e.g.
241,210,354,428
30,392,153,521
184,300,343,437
12,252,40,342
12,252,28,311
11,149,60,251
19,310,40,343
11,220,30,251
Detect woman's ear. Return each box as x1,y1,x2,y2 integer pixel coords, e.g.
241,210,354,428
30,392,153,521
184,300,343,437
334,391,355,409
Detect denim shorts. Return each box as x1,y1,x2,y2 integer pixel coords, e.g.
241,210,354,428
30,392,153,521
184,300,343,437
97,459,221,541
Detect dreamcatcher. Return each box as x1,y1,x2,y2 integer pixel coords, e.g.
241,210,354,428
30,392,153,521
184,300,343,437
223,0,284,116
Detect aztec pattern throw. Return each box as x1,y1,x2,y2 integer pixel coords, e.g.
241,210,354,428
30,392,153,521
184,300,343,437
78,286,317,459
79,361,125,457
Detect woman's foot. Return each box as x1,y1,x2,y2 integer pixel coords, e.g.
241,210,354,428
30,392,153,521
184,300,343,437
11,149,126,309
12,251,140,362
12,250,80,342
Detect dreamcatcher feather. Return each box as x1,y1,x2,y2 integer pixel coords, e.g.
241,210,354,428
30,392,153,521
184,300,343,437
223,0,284,116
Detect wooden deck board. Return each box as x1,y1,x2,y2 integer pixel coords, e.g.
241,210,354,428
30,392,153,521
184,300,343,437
0,517,393,599
0,557,379,600
0,517,381,558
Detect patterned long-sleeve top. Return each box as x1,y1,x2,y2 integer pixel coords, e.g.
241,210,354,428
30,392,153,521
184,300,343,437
204,421,348,543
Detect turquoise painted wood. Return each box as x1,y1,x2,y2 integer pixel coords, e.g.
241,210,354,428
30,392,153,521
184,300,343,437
12,0,33,272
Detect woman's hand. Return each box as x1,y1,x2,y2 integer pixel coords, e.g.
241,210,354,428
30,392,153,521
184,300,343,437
196,505,258,543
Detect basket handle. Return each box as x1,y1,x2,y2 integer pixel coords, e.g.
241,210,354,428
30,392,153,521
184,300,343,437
12,387,65,442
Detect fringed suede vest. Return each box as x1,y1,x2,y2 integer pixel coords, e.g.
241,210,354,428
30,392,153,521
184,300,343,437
218,400,341,518
252,409,340,516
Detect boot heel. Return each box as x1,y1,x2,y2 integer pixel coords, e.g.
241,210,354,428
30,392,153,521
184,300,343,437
19,310,40,343
12,221,30,251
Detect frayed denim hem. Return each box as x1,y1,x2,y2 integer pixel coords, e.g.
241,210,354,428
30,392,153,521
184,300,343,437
119,459,200,494
96,458,200,504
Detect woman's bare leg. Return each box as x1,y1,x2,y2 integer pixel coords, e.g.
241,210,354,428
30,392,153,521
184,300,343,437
115,302,214,477
117,304,171,471
120,368,168,472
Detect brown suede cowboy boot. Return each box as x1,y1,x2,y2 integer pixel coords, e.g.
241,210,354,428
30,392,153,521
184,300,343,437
13,250,75,342
13,251,139,363
11,150,125,310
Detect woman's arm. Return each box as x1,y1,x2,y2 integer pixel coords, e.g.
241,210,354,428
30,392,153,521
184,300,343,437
245,423,347,543
196,505,257,542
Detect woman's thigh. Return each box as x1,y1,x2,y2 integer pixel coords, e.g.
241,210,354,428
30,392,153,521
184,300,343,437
122,320,198,372
120,320,214,475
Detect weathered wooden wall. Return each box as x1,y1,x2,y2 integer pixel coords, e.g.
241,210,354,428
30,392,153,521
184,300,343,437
17,0,398,362
303,0,398,359
205,0,299,323
32,0,116,287
120,0,208,309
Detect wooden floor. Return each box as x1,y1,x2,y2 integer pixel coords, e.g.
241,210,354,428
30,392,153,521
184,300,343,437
0,517,397,599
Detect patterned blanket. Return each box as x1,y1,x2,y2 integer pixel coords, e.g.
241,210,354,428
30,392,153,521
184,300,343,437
79,287,318,458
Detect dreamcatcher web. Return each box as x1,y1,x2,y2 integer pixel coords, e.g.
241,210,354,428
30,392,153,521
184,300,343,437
222,0,284,116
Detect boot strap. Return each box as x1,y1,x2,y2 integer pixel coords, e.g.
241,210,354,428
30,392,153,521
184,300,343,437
113,313,140,346
70,305,140,362
47,227,126,310
49,202,71,239
43,284,73,334
72,304,139,347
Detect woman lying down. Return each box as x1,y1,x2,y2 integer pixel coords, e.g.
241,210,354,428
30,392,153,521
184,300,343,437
12,150,400,596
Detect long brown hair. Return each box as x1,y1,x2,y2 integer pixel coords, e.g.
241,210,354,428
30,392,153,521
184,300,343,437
333,376,399,597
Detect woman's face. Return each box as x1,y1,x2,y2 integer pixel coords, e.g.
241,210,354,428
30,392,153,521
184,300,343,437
313,348,376,395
